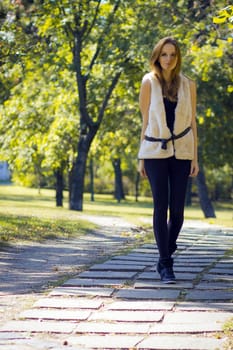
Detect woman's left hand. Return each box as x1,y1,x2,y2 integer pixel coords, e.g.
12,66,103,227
190,160,199,177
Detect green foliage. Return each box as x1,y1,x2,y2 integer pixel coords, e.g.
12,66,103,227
205,165,232,201
213,5,233,24
0,44,79,186
0,0,232,203
190,37,233,168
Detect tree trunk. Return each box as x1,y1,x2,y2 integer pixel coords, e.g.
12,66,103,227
89,156,94,202
135,171,140,202
185,177,192,207
55,168,63,207
69,135,90,211
112,158,125,202
70,27,122,211
196,164,216,218
68,167,73,205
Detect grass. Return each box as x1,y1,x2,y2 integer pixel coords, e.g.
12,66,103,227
0,214,96,243
0,184,232,244
0,185,99,243
222,317,233,350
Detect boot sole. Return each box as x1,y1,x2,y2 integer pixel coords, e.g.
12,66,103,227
161,279,176,284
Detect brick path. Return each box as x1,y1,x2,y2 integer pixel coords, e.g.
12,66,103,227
0,220,232,349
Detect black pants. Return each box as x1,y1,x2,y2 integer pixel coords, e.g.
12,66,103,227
144,157,191,259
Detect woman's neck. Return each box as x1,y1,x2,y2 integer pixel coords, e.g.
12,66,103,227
162,71,172,83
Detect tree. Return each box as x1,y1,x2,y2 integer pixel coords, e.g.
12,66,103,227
27,0,143,210
187,3,233,216
1,0,232,215
0,61,79,202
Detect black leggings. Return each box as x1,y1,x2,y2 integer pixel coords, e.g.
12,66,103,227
144,157,191,259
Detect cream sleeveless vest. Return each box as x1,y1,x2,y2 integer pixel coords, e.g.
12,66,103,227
138,72,194,160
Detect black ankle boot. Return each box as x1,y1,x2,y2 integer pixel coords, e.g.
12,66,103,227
157,258,176,284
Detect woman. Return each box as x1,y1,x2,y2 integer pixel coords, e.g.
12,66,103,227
138,37,199,283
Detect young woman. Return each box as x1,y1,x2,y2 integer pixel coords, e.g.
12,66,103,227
138,37,199,283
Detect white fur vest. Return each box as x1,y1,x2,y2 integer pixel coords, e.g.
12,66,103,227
138,72,194,160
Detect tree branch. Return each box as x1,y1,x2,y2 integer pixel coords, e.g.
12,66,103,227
88,0,121,74
57,3,74,52
97,70,122,125
73,1,123,130
83,0,102,41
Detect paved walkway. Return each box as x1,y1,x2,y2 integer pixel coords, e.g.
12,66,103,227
0,219,232,349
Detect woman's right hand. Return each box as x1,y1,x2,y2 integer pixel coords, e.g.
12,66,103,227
138,159,147,178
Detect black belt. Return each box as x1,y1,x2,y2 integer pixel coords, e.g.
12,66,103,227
144,126,191,150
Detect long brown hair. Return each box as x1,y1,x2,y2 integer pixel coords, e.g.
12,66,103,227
150,37,181,101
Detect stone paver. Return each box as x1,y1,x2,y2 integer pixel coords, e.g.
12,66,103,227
112,254,156,262
19,309,91,321
114,288,181,299
0,219,232,350
137,335,225,350
106,300,175,310
0,320,77,333
134,280,193,289
149,322,226,333
185,290,233,300
49,286,115,297
77,270,137,279
89,310,164,322
194,281,232,289
209,267,233,274
62,278,125,287
74,321,151,334
66,334,143,348
33,297,103,309
89,263,147,271
202,273,232,282
163,310,231,325
175,301,233,311
138,271,197,281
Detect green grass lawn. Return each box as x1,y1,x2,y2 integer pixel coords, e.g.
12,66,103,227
0,184,232,243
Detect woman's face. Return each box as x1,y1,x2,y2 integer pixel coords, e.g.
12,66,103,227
158,43,177,73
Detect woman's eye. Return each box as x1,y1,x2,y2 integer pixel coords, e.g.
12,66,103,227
161,53,176,58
